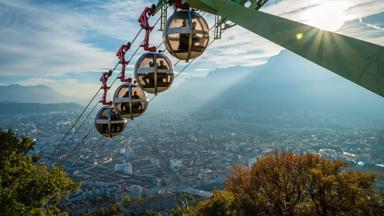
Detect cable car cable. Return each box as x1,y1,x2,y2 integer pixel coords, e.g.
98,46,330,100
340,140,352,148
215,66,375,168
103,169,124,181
58,19,149,147
65,127,95,162
52,25,150,157
52,102,100,160
58,89,100,143
56,28,145,147
65,127,96,164
62,7,215,164
62,101,100,149
54,15,163,161
110,15,162,87
71,135,104,166
148,16,222,103
74,12,221,167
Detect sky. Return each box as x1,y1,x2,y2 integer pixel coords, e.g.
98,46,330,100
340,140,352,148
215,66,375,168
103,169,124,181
0,0,383,101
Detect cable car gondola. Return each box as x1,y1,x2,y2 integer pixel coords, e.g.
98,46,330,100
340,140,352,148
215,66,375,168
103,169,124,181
113,80,148,120
163,10,209,61
134,52,174,95
95,105,127,138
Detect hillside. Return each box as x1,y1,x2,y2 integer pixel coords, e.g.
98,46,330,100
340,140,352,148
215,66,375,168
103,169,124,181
0,84,72,103
149,50,384,118
0,102,82,115
148,66,253,112
202,50,384,116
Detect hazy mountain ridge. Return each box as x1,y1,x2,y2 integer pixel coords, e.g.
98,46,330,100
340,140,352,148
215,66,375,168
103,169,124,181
149,67,254,112
202,50,384,116
0,84,72,103
0,102,82,115
149,49,384,118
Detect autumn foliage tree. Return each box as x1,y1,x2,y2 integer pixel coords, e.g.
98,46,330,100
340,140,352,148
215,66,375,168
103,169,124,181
188,152,384,216
0,130,79,215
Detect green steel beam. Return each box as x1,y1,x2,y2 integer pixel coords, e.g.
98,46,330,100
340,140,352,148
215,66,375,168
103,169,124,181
187,0,384,97
154,0,218,14
154,0,167,14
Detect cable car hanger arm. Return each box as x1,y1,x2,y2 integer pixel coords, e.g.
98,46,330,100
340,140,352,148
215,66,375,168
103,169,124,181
153,0,188,14
116,5,158,83
116,42,132,82
99,70,113,105
138,5,157,52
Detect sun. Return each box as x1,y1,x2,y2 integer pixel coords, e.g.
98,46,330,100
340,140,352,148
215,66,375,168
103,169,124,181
302,1,349,32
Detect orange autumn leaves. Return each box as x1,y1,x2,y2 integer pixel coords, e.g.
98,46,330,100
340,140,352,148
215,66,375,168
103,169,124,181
188,152,383,216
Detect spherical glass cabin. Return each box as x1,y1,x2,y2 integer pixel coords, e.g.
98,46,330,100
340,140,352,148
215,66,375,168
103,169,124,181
113,82,148,120
134,52,174,95
163,10,209,61
95,105,127,138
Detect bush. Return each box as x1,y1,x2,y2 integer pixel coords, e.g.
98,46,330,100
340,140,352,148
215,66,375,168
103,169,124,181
188,152,384,216
0,129,79,215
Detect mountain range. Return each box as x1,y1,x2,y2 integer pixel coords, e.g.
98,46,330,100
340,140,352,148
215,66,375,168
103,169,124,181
0,102,82,115
150,50,384,118
150,12,384,117
149,66,253,113
2,48,384,118
0,84,82,115
0,84,72,103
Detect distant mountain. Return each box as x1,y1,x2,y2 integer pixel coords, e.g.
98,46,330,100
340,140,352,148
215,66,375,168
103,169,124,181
149,66,253,112
149,11,384,117
202,50,384,117
0,84,72,103
0,102,82,115
149,50,384,118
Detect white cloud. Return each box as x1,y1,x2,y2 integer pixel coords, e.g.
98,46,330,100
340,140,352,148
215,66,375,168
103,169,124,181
0,0,118,77
344,0,384,20
17,77,100,102
0,0,383,102
184,0,384,75
339,17,384,45
265,0,384,22
19,78,78,86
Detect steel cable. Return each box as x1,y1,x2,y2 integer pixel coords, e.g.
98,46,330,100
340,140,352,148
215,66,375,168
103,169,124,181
62,7,219,165
54,14,164,162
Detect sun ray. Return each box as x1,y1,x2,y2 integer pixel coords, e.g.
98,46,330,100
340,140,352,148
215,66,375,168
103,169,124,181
301,1,349,32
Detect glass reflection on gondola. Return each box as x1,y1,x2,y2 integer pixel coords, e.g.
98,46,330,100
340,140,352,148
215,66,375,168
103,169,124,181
163,10,209,61
113,81,148,120
95,105,126,138
135,52,174,94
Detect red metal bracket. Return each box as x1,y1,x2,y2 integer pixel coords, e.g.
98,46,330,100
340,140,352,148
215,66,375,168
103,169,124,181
99,70,113,105
116,42,132,82
138,5,157,52
168,0,189,9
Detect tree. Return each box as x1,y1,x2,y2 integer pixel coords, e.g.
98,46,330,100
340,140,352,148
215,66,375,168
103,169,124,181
188,152,384,216
85,203,124,216
171,193,198,216
122,195,132,207
0,130,79,215
143,210,161,216
188,191,236,216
